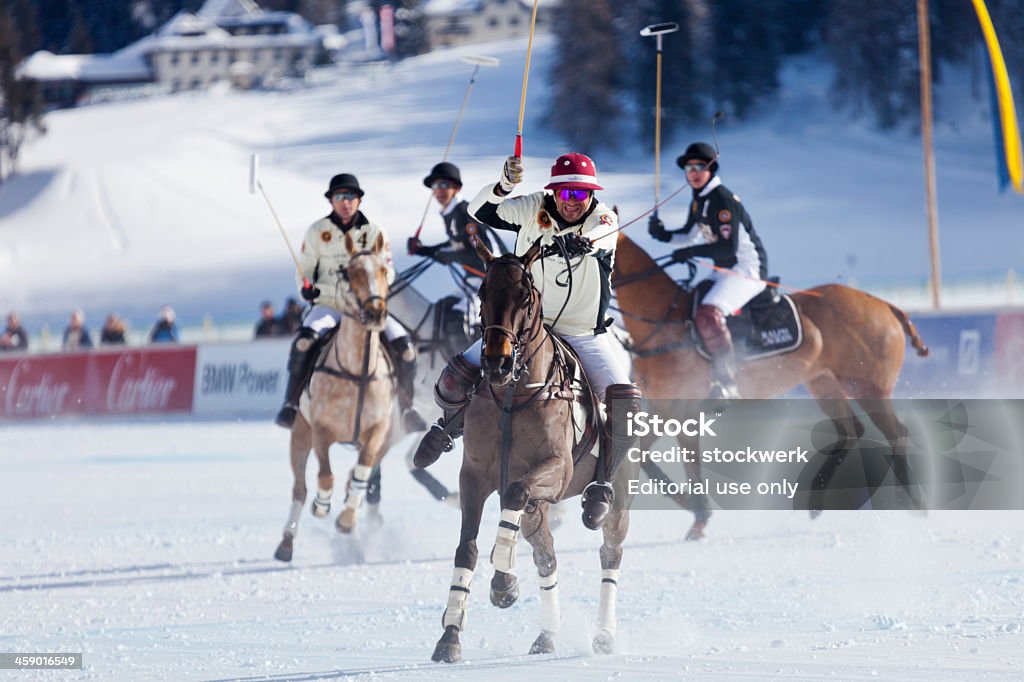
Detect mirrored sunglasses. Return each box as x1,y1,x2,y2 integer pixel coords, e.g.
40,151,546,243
432,180,456,190
332,191,359,201
557,188,591,202
682,163,709,173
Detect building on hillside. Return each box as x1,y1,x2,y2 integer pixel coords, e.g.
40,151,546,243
422,0,557,50
17,0,322,108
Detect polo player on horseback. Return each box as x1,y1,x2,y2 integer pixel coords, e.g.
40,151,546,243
648,142,770,400
413,152,642,531
274,172,426,433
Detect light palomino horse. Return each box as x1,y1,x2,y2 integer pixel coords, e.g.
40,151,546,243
429,239,631,663
274,232,395,562
612,233,929,538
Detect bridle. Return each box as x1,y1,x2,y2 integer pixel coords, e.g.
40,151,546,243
479,255,544,383
338,250,388,325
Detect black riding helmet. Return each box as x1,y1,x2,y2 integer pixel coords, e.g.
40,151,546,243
676,141,718,175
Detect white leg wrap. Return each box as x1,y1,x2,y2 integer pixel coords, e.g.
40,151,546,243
315,486,333,503
441,567,474,631
538,571,560,634
491,508,523,573
597,568,620,635
283,500,303,536
345,464,373,511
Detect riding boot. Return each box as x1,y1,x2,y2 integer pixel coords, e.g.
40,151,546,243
582,383,643,530
695,304,741,400
274,328,321,428
413,353,481,469
387,335,427,433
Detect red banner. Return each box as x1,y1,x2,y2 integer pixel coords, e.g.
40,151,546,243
0,347,196,419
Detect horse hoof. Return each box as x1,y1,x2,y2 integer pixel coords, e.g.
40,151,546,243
489,574,519,608
311,497,331,518
809,508,823,520
336,509,356,534
593,629,615,655
529,631,556,655
685,521,706,541
273,535,294,562
431,626,461,663
364,505,383,530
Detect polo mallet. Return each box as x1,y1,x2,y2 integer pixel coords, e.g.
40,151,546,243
514,0,541,157
412,55,500,243
249,154,311,290
641,22,679,218
711,110,726,159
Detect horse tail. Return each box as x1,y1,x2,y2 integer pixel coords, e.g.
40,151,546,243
888,303,929,357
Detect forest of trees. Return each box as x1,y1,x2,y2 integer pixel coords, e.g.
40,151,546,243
2,0,1024,172
547,0,1024,151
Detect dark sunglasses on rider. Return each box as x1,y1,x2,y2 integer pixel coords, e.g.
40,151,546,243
431,180,455,190
556,188,591,202
682,163,709,173
332,191,359,202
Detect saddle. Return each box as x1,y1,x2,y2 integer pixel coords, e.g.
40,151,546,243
691,278,803,361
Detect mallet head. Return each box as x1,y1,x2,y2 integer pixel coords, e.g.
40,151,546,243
249,154,259,195
640,22,679,37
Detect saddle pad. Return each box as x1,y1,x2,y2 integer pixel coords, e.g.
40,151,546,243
692,282,802,362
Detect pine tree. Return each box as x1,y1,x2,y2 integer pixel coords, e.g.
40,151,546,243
0,4,45,182
544,0,622,152
708,0,780,119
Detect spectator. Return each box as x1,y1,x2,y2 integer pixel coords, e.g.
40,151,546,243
255,300,280,338
0,312,29,351
279,297,304,335
100,313,128,345
149,305,179,344
62,310,93,351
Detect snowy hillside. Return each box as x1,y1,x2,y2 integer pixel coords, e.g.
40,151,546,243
0,36,1022,337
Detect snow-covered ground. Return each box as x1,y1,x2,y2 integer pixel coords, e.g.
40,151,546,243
2,418,1023,681
1,36,1022,339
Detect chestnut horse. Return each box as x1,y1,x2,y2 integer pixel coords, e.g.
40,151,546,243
428,239,631,663
274,232,395,562
612,233,928,538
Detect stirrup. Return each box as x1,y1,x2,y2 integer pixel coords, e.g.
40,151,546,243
581,481,614,531
413,423,454,469
274,404,297,429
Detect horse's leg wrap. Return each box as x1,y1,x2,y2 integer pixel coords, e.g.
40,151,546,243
696,305,739,399
597,568,620,635
275,328,321,427
441,567,474,631
490,508,523,573
311,474,334,517
538,570,560,634
283,499,303,537
345,464,373,511
414,353,481,468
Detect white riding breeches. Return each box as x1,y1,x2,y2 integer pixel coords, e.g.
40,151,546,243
462,332,630,402
701,270,767,316
303,303,406,340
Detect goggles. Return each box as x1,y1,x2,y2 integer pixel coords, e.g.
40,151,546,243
332,191,359,202
556,188,591,202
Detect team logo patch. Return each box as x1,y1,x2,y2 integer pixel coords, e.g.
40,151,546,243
320,230,332,243
720,224,732,240
718,209,732,223
537,211,553,229
599,213,614,226
466,222,478,235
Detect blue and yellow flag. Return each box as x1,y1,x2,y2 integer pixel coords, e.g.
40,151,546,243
972,0,1023,194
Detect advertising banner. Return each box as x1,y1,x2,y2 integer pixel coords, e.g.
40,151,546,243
192,340,289,416
0,347,196,419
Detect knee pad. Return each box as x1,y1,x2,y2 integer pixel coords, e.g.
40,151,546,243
289,328,320,369
695,304,730,353
434,353,481,411
605,383,642,444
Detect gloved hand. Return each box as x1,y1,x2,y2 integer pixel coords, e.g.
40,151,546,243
499,155,523,193
648,215,671,243
560,232,593,258
300,282,321,301
671,247,696,263
414,243,441,257
407,236,422,255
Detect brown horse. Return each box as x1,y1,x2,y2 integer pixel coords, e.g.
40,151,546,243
612,233,929,538
428,238,631,663
274,232,395,562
